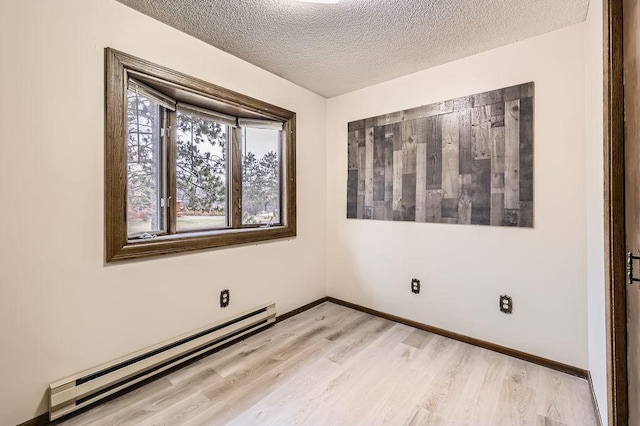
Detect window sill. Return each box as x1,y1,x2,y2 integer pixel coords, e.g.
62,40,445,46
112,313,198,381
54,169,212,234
107,225,296,262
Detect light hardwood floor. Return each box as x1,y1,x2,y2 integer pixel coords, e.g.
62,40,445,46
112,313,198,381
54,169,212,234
59,302,599,425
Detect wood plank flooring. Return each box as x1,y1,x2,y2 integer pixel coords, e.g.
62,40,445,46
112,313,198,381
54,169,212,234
59,303,598,425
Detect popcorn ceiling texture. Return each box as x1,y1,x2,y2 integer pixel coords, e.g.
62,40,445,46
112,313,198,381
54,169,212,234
115,0,589,98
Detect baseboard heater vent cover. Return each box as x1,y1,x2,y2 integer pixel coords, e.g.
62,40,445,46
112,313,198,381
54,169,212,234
49,303,276,420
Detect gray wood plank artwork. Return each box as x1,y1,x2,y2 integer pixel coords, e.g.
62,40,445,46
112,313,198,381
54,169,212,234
346,82,534,227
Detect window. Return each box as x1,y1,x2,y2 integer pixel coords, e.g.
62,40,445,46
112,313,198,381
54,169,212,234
106,49,296,261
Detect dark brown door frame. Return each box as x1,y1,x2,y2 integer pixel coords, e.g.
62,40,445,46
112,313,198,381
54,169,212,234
604,0,628,424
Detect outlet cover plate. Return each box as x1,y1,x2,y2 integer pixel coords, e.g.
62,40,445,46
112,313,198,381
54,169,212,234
499,295,512,314
411,279,420,294
220,289,230,308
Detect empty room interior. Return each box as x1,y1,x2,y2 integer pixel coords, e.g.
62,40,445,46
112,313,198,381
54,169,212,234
1,0,628,425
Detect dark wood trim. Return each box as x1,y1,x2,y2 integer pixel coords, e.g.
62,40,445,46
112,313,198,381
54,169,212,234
104,49,128,262
588,371,604,426
326,297,589,378
276,297,329,323
167,110,177,235
16,413,49,426
117,51,294,121
105,48,297,262
231,127,242,228
604,0,629,424
110,226,296,262
284,116,297,234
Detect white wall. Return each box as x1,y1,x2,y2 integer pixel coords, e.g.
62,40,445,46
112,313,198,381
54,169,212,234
585,0,608,423
0,1,608,424
327,24,589,368
0,1,327,425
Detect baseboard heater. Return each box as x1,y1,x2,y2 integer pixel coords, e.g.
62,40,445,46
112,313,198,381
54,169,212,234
49,303,276,420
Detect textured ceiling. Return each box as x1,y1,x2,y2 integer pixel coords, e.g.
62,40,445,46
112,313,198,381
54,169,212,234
115,0,590,98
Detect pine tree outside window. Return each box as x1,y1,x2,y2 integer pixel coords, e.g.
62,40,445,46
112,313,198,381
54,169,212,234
105,49,296,261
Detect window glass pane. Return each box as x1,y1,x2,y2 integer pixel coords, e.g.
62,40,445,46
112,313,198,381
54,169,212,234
127,90,165,236
242,127,281,225
176,111,228,231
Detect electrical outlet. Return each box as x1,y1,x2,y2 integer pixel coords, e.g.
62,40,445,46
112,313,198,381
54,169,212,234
499,295,512,314
220,289,230,308
411,279,420,294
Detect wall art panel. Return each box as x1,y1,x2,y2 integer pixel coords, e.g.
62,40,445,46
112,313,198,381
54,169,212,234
346,82,534,227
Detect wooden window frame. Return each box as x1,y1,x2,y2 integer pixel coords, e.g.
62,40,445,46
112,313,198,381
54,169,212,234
105,48,296,262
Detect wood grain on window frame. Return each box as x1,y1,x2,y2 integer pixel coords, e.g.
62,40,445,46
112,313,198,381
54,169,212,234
105,48,296,262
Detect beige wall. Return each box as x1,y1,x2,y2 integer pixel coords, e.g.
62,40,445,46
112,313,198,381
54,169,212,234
0,1,327,424
585,0,607,423
326,24,589,369
0,1,607,425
